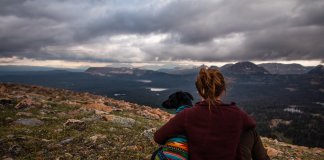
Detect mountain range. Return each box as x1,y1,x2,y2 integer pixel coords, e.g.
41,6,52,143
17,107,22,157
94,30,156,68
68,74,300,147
1,62,322,75
86,62,323,76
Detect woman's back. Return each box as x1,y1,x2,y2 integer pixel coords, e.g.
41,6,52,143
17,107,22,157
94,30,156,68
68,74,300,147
154,101,256,160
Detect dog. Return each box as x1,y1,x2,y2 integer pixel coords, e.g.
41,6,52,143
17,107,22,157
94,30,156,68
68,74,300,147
151,91,194,160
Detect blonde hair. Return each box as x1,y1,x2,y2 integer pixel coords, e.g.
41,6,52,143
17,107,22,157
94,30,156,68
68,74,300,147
195,67,226,110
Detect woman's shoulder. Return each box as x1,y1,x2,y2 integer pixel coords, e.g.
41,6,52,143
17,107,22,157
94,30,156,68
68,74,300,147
192,101,247,114
194,100,238,108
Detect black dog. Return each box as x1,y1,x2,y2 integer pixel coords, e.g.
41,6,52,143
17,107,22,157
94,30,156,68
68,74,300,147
162,91,194,109
152,91,194,160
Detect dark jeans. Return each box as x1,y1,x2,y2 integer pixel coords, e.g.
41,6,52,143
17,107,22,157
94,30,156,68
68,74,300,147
240,129,270,160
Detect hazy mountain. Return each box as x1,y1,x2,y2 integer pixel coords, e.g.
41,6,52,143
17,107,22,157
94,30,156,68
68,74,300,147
157,65,211,75
221,61,269,75
220,63,234,70
85,67,169,77
307,65,324,76
258,63,313,74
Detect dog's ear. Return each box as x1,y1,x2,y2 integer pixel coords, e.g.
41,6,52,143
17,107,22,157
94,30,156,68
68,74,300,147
184,92,194,100
162,93,178,109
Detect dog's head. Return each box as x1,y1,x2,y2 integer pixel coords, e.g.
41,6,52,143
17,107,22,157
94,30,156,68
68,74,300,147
162,91,194,109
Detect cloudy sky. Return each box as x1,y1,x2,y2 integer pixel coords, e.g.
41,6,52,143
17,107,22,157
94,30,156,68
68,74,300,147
0,0,323,68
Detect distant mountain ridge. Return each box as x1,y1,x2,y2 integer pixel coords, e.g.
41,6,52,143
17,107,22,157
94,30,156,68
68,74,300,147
157,64,215,75
85,67,169,77
220,61,269,75
307,65,324,75
258,63,313,74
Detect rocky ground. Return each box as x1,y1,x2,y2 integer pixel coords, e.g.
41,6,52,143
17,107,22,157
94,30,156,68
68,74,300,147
0,83,323,160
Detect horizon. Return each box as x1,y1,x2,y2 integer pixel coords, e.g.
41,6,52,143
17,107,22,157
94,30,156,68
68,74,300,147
0,60,322,71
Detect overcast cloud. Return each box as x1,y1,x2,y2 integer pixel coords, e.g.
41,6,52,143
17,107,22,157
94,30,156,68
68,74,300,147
0,0,323,63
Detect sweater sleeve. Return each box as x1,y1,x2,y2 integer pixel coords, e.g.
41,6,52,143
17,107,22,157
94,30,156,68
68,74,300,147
240,109,256,130
153,109,187,144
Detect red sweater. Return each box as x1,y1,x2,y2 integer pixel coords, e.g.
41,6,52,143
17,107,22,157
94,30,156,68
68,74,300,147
154,101,256,160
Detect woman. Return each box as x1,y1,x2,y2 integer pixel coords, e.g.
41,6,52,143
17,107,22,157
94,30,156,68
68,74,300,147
154,67,269,160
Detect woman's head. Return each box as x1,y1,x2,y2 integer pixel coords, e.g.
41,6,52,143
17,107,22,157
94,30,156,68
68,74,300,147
195,67,226,105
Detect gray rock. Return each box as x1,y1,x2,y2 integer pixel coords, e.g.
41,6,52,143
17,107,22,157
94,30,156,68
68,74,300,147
14,118,44,126
60,138,74,145
142,128,157,139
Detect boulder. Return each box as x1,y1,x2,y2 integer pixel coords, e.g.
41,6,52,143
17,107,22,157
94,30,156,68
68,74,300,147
14,118,44,126
82,103,113,113
14,99,34,109
142,128,157,140
63,119,86,131
265,146,283,157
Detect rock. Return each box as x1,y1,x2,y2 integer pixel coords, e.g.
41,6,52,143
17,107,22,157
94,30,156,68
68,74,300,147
40,116,58,121
14,99,34,109
63,119,86,131
122,145,143,151
16,112,33,117
42,104,52,108
54,128,63,133
142,128,157,140
94,109,110,115
41,139,52,143
89,134,107,143
14,118,44,126
102,115,135,127
265,146,283,157
5,117,13,123
39,109,54,115
81,114,101,122
9,145,22,156
82,103,113,113
60,138,74,145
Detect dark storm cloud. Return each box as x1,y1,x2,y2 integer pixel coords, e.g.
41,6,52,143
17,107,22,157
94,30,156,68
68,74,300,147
0,0,323,62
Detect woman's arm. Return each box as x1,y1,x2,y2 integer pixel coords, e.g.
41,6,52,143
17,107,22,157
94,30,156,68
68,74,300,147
153,109,187,144
240,109,256,130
